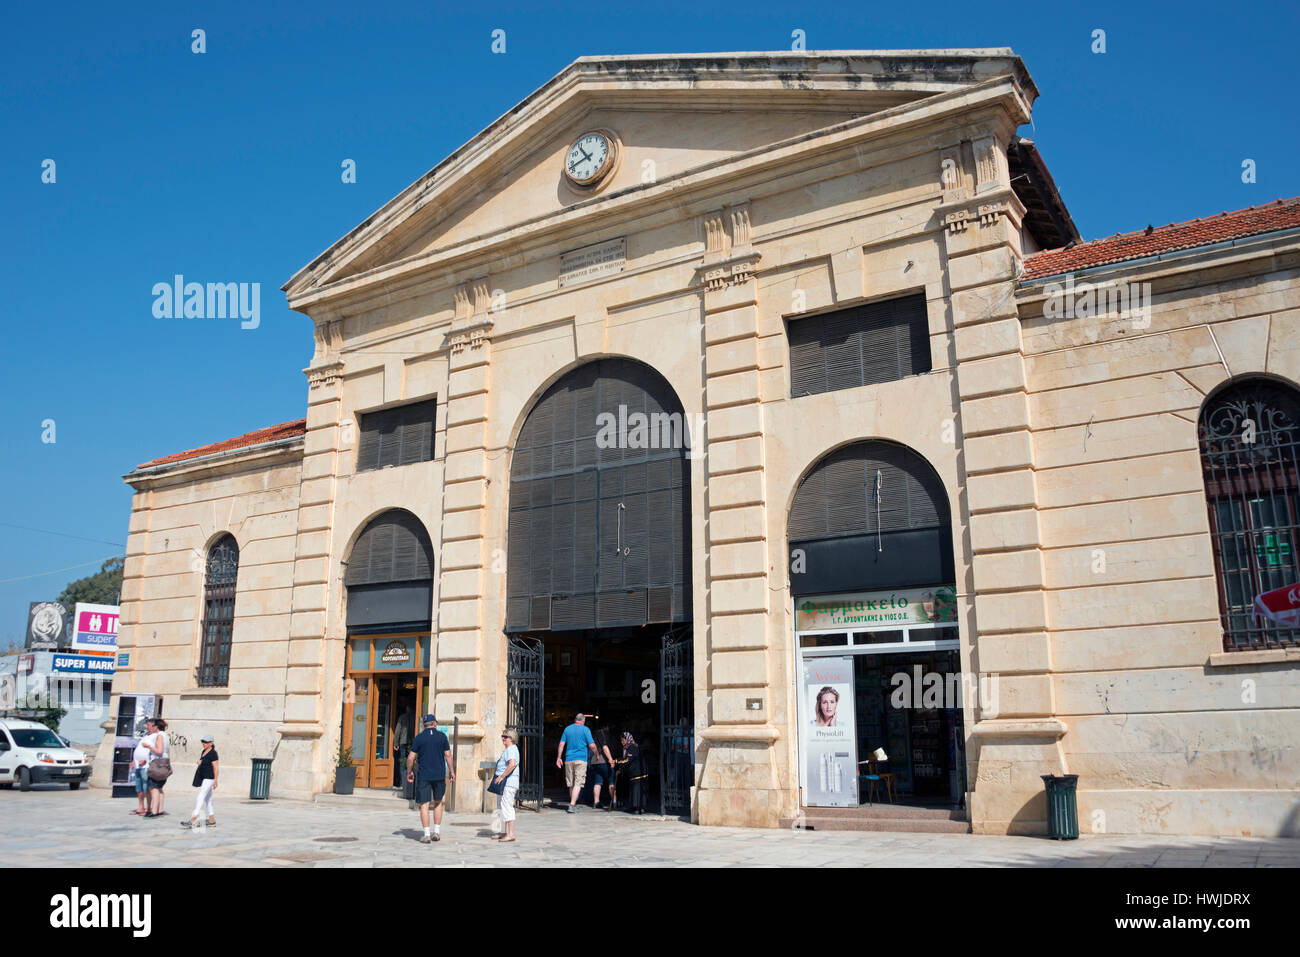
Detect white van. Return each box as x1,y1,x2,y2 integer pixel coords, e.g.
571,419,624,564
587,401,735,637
0,719,92,790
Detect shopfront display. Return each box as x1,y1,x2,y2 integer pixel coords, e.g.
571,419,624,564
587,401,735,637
795,586,966,808
342,633,429,789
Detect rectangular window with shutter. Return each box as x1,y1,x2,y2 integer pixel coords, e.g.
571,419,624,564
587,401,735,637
786,293,931,398
356,398,437,472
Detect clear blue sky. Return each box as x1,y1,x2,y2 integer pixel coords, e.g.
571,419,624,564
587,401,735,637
2,1,1297,642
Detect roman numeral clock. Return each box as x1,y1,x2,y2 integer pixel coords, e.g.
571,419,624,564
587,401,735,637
563,129,619,190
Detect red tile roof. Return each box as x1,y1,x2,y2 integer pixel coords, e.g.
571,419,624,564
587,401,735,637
1023,197,1300,281
138,419,306,469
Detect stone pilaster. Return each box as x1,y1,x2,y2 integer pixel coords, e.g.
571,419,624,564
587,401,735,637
275,318,345,798
938,132,1066,835
432,280,494,805
693,203,783,827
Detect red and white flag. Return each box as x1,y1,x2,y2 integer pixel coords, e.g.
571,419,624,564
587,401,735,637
1252,583,1300,628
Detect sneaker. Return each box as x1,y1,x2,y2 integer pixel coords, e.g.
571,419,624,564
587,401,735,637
181,821,192,829
567,805,576,814
433,832,441,841
419,834,432,844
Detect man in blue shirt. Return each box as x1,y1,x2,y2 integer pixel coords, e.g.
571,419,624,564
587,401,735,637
555,712,595,813
406,714,454,843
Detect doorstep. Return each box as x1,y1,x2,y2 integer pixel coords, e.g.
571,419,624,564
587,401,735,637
782,803,972,834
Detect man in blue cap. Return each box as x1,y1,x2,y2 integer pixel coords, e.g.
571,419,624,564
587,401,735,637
406,714,454,843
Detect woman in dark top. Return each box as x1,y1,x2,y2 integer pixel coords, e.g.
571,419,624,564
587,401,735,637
183,735,219,829
589,727,616,810
619,731,647,814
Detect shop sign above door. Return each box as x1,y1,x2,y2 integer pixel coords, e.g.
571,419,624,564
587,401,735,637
796,585,957,632
380,640,412,665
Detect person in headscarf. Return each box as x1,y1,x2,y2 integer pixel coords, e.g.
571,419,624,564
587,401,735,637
618,731,648,815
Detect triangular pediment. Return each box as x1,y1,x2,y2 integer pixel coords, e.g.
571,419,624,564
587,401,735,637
284,50,1036,304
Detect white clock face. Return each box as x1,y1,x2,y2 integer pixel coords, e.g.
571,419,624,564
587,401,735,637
565,132,611,185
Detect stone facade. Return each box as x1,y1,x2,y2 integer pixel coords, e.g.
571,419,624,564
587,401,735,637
93,50,1300,837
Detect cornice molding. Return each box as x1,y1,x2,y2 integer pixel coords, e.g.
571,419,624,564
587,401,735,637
286,75,1030,314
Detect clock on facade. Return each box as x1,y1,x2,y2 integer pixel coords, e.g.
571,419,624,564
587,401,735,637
563,130,617,188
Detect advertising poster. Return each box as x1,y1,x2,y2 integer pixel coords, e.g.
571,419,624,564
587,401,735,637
801,656,858,807
26,601,68,650
71,603,120,654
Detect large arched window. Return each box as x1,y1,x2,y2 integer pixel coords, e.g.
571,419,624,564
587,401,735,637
507,358,692,632
198,534,239,687
788,440,952,595
1198,378,1300,651
344,510,434,631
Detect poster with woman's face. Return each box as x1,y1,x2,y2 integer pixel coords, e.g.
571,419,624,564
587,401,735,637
801,657,858,807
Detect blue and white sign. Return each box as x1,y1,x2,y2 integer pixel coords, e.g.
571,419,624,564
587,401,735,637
52,654,115,676
117,653,130,667
71,603,119,654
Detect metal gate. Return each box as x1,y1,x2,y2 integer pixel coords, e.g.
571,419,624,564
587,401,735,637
659,627,694,816
506,635,544,811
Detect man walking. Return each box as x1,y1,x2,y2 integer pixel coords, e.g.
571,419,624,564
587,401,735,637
555,712,596,814
406,714,454,843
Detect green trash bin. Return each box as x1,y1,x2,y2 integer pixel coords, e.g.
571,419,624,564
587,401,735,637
1041,773,1079,840
250,758,272,800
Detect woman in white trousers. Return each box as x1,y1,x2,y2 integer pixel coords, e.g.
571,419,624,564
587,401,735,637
491,729,520,843
183,735,219,829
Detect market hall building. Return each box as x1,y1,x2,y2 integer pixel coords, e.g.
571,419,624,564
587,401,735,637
93,51,1300,837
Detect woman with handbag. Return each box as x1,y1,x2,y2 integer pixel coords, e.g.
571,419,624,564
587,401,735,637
183,734,219,829
142,718,172,818
489,728,520,843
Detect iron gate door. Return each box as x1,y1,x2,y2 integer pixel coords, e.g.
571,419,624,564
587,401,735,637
506,635,544,810
659,628,694,816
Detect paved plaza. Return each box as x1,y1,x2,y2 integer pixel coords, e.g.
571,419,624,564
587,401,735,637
2,785,1297,868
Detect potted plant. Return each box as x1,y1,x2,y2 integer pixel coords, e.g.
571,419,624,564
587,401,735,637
334,738,356,795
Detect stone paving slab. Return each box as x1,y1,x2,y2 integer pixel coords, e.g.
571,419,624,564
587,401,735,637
1,786,1297,867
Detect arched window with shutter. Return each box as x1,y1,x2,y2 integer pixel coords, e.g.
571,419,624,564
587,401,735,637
506,358,692,632
787,440,952,595
1198,378,1300,651
198,534,239,687
344,510,435,631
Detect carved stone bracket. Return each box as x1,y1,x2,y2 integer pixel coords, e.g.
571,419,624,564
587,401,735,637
454,277,492,327
305,360,344,390
697,251,762,291
699,201,758,290
311,317,344,362
936,186,1022,234
447,318,494,356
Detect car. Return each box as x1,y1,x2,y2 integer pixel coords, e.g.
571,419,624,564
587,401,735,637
0,719,92,791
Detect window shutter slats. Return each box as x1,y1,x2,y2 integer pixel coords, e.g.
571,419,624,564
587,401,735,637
787,293,930,398
507,359,691,631
357,399,437,472
789,441,948,545
345,511,433,587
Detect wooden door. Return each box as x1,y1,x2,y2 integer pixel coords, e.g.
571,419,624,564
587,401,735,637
369,677,395,788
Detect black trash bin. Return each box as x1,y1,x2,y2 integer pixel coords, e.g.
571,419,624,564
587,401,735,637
250,758,272,800
1041,773,1079,840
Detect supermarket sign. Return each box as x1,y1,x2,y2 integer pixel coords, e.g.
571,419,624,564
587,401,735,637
71,603,120,654
796,585,958,632
52,653,116,675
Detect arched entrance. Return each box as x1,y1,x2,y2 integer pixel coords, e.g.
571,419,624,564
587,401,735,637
788,441,965,811
505,358,693,813
341,509,434,789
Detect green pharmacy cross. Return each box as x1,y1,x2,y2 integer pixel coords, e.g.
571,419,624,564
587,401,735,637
1256,531,1293,567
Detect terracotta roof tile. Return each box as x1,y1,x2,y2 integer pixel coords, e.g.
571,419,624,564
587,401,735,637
1023,197,1300,281
138,419,306,469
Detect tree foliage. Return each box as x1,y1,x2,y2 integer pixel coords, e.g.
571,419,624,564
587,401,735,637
56,557,124,610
